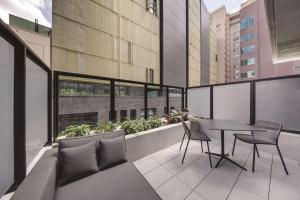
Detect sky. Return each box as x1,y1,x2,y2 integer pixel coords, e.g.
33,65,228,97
0,0,52,27
203,0,248,14
0,0,247,28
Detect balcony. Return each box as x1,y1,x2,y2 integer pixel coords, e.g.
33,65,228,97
1,6,300,200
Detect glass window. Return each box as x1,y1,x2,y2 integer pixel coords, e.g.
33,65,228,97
241,45,255,54
240,16,255,30
146,68,154,83
147,0,157,16
240,32,255,42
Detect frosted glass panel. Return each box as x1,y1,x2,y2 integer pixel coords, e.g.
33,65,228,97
26,58,48,166
188,87,210,118
256,78,300,131
214,83,250,123
0,36,14,196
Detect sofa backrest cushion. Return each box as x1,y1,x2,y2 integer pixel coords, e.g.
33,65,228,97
58,130,125,166
99,135,127,170
58,141,99,186
11,150,58,200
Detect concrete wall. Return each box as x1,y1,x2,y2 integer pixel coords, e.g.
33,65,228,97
188,0,201,87
9,25,51,67
163,0,186,87
126,123,184,161
209,27,218,84
52,0,160,83
200,0,210,85
210,7,229,83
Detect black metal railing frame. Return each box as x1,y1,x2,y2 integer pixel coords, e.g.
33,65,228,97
0,20,52,192
186,74,300,134
53,70,185,138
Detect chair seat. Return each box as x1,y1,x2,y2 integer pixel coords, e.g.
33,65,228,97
234,133,276,145
190,131,211,141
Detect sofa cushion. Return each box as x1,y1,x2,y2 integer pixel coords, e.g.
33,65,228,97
99,135,127,170
55,162,162,200
58,142,99,186
58,130,125,166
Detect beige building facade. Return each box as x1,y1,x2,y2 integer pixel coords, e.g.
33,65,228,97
209,26,218,84
52,0,160,84
188,0,201,87
9,25,51,66
228,12,240,81
210,6,229,83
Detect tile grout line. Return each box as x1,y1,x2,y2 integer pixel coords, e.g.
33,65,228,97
155,153,205,190
154,143,221,192
141,142,220,176
225,150,252,200
183,167,215,200
267,155,273,200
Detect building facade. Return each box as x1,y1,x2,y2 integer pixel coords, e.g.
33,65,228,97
52,0,160,84
188,0,201,87
209,26,218,84
163,0,186,87
8,15,51,66
229,12,240,81
210,7,230,83
232,0,300,81
200,0,210,85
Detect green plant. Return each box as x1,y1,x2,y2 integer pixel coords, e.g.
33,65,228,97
94,121,118,133
60,124,92,138
120,117,162,135
147,116,162,129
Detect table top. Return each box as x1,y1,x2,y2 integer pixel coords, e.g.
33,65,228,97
196,119,265,131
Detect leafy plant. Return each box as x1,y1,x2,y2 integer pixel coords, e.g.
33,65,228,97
60,124,92,138
94,121,118,133
147,116,162,129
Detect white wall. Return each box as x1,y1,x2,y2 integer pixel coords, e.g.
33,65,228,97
0,37,15,196
188,87,210,118
26,58,48,166
213,83,250,124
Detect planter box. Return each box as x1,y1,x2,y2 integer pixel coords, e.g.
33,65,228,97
125,123,185,161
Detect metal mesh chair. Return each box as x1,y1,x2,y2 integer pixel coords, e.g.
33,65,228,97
179,118,212,167
232,120,288,174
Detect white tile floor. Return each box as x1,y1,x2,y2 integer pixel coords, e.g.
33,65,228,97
134,140,300,200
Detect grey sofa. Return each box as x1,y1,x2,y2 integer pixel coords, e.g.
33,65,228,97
11,131,162,200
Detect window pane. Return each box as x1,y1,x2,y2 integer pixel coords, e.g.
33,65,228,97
115,82,144,122
147,86,167,117
169,88,183,112
58,77,111,134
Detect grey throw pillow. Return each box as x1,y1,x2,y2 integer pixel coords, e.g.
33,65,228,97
99,135,127,170
58,141,99,186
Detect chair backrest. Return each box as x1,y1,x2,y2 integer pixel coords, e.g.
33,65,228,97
179,117,191,138
253,120,282,141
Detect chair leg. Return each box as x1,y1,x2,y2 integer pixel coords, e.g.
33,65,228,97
255,145,260,158
232,136,236,156
179,134,185,151
252,144,256,172
182,139,190,164
276,144,289,175
207,141,212,168
201,141,203,153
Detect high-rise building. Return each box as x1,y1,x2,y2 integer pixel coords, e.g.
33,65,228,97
233,0,300,80
209,26,218,84
188,0,201,87
200,0,210,85
210,6,230,83
52,0,160,84
229,12,240,81
52,0,207,88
